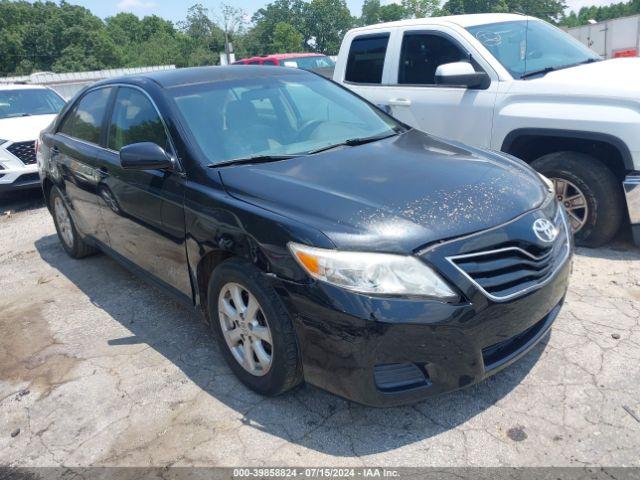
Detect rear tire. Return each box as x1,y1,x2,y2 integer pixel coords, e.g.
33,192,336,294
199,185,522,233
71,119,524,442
207,258,303,396
50,187,96,258
531,152,623,248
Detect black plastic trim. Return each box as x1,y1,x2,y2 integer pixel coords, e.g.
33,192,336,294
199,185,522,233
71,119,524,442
501,128,634,171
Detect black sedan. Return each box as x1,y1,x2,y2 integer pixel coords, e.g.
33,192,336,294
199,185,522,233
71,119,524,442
38,66,572,407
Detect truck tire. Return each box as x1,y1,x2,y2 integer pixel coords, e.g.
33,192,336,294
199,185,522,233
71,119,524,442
531,152,623,248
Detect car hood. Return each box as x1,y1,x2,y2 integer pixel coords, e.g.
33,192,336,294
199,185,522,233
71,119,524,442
0,114,57,142
219,130,547,253
509,57,640,98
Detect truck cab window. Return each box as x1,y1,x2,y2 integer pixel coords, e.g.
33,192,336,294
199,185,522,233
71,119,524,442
345,34,390,84
399,33,468,85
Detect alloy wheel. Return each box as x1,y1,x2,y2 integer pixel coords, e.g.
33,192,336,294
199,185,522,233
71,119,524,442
54,196,74,248
218,282,273,376
552,177,588,233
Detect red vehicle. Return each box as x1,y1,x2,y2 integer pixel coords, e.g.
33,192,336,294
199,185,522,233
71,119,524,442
233,53,335,70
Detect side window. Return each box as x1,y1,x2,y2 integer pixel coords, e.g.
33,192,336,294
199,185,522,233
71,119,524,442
345,34,389,84
108,88,169,152
58,88,112,144
263,60,276,65
399,33,468,85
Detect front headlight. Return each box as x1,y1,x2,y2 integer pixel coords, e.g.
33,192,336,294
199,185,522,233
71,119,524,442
288,242,458,300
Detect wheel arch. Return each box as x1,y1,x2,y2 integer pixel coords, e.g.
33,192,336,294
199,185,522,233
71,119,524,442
194,249,235,319
501,128,633,181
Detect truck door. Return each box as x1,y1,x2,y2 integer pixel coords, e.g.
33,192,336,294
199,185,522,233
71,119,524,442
380,26,498,149
339,31,395,112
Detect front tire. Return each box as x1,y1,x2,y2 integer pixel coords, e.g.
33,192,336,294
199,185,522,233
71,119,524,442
207,258,303,396
531,152,624,247
50,187,96,258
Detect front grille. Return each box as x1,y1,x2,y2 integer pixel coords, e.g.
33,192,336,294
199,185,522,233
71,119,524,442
448,212,570,301
7,141,37,165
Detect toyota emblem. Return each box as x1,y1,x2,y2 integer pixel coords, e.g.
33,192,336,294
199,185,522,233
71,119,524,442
533,218,558,243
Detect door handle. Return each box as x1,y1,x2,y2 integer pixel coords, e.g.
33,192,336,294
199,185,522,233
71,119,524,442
388,98,412,107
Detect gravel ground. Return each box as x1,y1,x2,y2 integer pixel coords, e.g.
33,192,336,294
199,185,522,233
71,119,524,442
0,190,639,467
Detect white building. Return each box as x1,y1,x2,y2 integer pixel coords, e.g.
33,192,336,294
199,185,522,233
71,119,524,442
567,14,640,59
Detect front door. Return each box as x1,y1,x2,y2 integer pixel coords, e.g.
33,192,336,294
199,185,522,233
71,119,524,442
97,86,191,297
382,28,498,148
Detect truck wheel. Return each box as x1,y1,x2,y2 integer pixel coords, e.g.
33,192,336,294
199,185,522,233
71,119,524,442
207,258,303,396
50,187,96,258
531,152,623,247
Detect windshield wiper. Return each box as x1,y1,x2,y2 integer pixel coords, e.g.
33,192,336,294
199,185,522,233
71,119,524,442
520,57,602,79
307,131,400,155
208,154,300,168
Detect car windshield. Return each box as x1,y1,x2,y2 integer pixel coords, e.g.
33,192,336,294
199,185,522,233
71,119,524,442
466,20,601,79
286,56,335,69
170,73,401,164
0,89,65,119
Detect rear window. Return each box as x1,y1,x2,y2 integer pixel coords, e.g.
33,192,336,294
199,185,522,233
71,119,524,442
345,34,389,84
58,88,112,145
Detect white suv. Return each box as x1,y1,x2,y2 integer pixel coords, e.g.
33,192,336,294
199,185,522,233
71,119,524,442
0,84,65,193
334,13,640,247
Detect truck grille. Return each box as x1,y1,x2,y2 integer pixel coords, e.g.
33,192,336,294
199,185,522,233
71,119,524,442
7,141,37,165
448,212,570,301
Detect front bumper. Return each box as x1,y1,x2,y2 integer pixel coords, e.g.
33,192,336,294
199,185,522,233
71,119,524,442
623,173,640,245
274,206,572,407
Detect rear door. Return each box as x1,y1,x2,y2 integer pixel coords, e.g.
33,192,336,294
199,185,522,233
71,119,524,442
96,86,191,297
340,32,394,111
53,87,114,240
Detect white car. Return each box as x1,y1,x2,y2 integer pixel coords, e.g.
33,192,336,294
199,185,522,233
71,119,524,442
333,13,640,247
0,84,65,193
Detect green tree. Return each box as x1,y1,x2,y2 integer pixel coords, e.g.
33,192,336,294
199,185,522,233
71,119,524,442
361,0,382,25
379,3,410,21
249,0,308,54
271,22,304,52
441,0,566,22
304,0,354,53
402,0,441,18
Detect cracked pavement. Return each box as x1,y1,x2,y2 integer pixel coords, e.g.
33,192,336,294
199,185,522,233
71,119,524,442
1,191,639,467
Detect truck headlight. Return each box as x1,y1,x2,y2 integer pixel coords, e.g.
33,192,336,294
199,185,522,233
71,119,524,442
288,242,458,300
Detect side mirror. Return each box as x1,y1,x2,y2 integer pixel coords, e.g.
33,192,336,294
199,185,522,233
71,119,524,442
435,62,491,89
119,142,173,170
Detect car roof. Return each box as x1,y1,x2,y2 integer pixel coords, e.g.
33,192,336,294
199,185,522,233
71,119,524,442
103,65,312,89
0,83,50,91
348,13,534,33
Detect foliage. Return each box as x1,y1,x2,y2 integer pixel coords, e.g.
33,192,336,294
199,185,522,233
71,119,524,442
560,0,640,27
271,22,304,52
303,0,354,53
2,0,633,77
402,0,441,18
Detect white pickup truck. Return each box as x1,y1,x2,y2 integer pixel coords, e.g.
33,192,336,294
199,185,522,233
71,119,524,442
333,13,640,247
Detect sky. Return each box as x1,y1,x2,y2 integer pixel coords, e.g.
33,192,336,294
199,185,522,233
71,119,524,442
45,0,622,22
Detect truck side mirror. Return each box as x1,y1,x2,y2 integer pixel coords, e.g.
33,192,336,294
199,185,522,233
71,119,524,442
435,62,491,90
